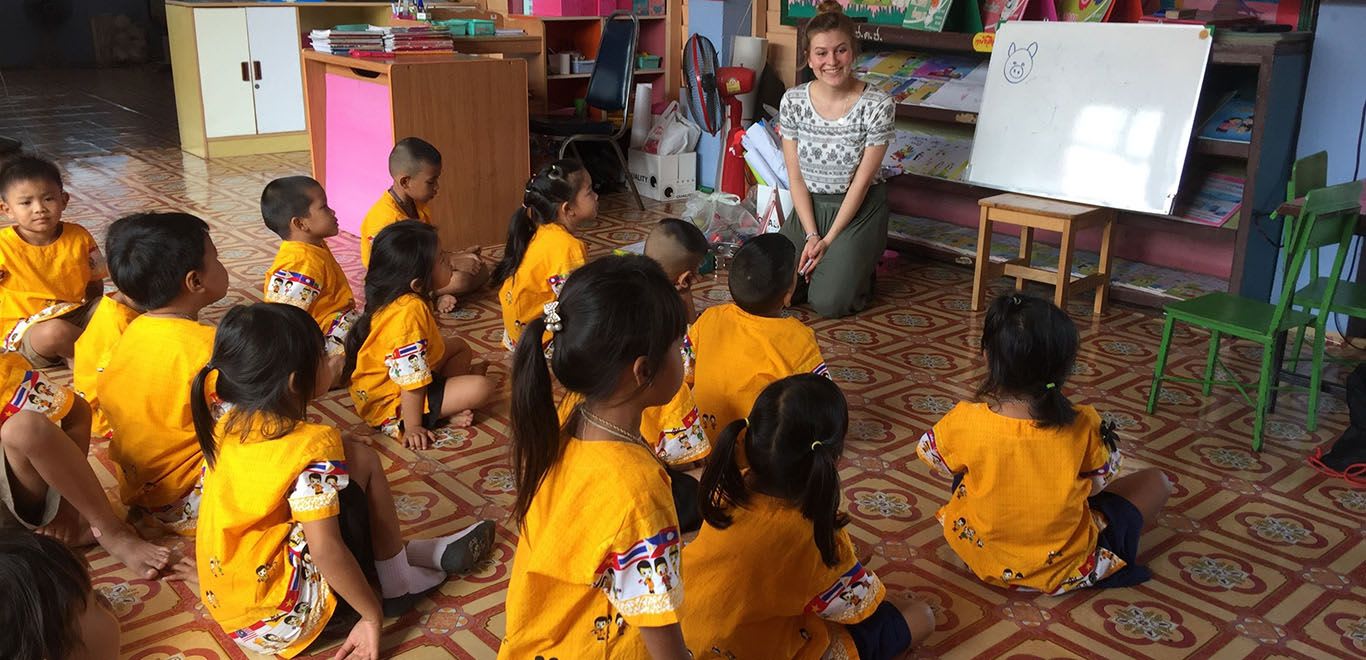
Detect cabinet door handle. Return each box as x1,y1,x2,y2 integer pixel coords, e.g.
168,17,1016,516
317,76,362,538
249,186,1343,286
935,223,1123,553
240,61,250,81
253,61,262,81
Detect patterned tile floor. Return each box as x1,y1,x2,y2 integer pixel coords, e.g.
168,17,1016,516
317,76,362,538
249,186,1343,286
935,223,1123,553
2,69,1363,659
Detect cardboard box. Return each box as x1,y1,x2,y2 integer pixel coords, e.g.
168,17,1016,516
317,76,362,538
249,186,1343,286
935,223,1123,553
629,149,697,201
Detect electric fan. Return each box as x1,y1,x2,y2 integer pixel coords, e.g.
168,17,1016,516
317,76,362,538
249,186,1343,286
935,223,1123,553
682,34,723,135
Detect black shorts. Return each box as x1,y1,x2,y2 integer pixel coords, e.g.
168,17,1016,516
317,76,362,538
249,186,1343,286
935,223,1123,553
1088,490,1153,588
422,374,447,428
847,601,914,660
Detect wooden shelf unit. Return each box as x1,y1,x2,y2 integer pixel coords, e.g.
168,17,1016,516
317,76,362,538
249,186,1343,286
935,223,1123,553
806,22,1312,307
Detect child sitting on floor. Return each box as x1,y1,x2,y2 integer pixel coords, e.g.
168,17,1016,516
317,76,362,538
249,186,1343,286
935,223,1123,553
192,303,495,659
261,175,358,389
0,353,169,579
98,212,228,535
0,155,106,368
344,221,495,451
0,529,133,659
71,289,141,439
687,233,830,442
359,137,486,312
501,255,689,659
916,292,1172,595
492,159,592,351
684,374,933,659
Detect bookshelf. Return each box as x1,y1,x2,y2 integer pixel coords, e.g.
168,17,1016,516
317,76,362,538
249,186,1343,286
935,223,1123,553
802,22,1312,308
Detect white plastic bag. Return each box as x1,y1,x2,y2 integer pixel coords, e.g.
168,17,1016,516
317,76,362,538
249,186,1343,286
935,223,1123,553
683,191,761,247
643,101,701,156
748,184,793,234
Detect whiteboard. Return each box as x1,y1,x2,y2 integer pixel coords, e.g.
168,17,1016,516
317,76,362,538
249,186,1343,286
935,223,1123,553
967,22,1213,215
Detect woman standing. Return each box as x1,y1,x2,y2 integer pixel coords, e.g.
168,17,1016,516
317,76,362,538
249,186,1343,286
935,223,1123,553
778,0,894,318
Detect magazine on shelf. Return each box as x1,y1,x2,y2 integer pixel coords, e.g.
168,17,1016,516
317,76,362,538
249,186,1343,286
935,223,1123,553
1198,93,1255,143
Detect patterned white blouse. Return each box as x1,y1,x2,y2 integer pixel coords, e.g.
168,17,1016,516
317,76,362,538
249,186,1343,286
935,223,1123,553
778,82,895,195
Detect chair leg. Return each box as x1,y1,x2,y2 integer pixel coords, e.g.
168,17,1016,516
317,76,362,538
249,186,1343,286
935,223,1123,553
1016,226,1033,291
1147,315,1176,414
1308,322,1327,432
1202,330,1220,396
1290,324,1308,370
971,209,993,312
1253,341,1277,452
606,138,644,211
1268,330,1288,414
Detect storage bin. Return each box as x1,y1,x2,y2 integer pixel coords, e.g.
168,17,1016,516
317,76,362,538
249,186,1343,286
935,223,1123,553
467,19,495,35
636,54,660,69
571,58,596,74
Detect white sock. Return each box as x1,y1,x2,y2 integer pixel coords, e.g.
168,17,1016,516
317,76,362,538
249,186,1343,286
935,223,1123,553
374,549,445,598
404,521,483,570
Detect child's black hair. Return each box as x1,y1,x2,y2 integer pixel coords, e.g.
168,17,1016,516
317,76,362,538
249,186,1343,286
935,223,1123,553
261,175,322,239
700,374,850,566
0,154,63,199
728,233,797,314
491,159,588,286
192,303,325,468
342,220,440,381
978,292,1079,429
509,254,687,524
654,218,709,258
105,212,211,311
0,529,92,660
388,136,442,176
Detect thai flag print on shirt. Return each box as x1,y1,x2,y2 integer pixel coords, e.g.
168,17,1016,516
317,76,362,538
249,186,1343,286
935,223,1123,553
385,339,431,389
594,526,684,617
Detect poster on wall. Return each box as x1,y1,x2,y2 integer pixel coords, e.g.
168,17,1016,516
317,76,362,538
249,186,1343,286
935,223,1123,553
783,0,910,26
1057,0,1116,22
902,0,955,31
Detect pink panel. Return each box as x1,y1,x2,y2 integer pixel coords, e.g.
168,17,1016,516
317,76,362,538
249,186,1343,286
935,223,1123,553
323,73,394,236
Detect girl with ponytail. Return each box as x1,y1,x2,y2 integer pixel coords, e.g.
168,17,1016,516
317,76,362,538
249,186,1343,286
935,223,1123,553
916,292,1172,596
192,303,495,660
493,159,594,350
682,374,933,659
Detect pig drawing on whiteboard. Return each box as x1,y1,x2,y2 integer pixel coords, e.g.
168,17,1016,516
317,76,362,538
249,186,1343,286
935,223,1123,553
1003,42,1038,84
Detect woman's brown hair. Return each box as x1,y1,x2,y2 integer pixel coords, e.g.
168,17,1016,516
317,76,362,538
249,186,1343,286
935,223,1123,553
803,0,859,62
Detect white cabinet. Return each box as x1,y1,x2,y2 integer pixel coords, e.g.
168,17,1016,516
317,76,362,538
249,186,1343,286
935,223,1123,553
191,6,304,139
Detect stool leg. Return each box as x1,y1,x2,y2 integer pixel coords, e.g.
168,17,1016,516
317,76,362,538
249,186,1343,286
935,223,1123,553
972,208,993,312
1017,226,1034,291
1055,223,1075,311
1093,212,1115,315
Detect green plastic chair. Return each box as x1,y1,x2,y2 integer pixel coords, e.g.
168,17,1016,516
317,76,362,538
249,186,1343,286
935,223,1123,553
1275,151,1328,260
1147,180,1364,450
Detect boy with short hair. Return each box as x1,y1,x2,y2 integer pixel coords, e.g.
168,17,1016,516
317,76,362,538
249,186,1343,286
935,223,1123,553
640,218,710,463
261,175,356,388
686,233,831,442
0,156,106,368
98,212,228,535
360,137,487,311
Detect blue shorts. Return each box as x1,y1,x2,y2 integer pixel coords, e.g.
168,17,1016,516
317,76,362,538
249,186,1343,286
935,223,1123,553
1088,490,1153,588
847,601,913,660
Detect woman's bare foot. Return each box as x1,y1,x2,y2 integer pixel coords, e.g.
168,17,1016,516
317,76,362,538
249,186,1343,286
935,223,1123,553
450,410,475,428
436,294,458,313
36,500,96,547
95,523,171,580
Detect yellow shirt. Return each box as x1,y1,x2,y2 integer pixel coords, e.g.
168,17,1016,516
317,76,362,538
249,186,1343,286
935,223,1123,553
682,495,886,659
686,303,828,442
264,241,358,356
100,316,215,510
498,223,586,350
916,402,1125,595
359,192,431,268
197,417,346,658
347,293,446,434
499,438,683,659
0,351,75,425
72,295,140,437
0,222,106,350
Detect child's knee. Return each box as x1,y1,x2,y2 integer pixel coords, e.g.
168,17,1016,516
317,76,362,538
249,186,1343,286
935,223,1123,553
897,598,935,647
342,438,379,476
0,411,52,453
1134,467,1173,497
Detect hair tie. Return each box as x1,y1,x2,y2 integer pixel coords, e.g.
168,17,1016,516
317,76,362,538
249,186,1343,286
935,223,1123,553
1045,382,1056,390
810,440,823,451
205,362,217,372
543,301,564,334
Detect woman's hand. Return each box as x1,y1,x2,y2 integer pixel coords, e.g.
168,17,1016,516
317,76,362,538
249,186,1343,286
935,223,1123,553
333,618,381,660
799,235,829,282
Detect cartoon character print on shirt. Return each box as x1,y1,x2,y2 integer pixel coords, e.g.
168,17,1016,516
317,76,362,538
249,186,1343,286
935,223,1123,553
324,308,359,355
637,561,656,594
547,273,567,296
593,616,610,642
265,270,322,310
594,526,683,617
384,339,431,388
656,405,709,464
805,561,886,624
0,369,71,423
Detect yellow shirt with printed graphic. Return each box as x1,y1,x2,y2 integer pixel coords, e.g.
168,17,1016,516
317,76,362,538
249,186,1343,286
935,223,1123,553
264,241,358,356
0,223,105,350
916,402,1124,595
347,293,445,433
0,351,75,425
498,223,586,350
499,438,683,659
100,315,215,511
682,495,886,659
686,303,829,441
197,417,347,658
72,295,140,437
359,192,431,268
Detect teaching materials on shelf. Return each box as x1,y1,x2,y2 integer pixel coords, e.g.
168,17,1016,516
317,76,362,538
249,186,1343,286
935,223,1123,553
854,50,985,113
309,26,386,55
968,22,1212,215
1198,92,1255,143
1172,171,1244,227
882,119,974,181
902,0,956,31
382,26,454,53
1057,0,1117,21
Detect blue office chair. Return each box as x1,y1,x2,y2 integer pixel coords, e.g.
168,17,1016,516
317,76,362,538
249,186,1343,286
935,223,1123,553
529,11,644,210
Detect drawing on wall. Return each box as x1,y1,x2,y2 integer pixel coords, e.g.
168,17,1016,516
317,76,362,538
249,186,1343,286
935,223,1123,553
1002,42,1037,84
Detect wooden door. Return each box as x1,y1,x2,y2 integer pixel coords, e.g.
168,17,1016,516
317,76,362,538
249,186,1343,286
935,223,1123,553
193,8,258,138
245,7,307,134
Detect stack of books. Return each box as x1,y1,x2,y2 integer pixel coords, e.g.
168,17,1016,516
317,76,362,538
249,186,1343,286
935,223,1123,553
382,26,454,54
308,25,385,55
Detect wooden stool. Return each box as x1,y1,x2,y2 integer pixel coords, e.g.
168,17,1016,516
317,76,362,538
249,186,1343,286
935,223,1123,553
972,193,1116,314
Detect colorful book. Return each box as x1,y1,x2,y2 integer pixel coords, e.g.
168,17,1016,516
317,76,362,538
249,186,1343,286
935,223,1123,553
902,0,955,31
1174,172,1244,227
1199,94,1255,143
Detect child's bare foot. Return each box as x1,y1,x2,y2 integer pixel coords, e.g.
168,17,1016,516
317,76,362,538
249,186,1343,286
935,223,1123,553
166,556,198,590
436,294,457,313
36,500,96,547
95,523,171,580
450,410,475,428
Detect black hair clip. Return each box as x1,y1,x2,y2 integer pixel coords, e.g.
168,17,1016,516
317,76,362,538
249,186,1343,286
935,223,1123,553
1099,419,1120,452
